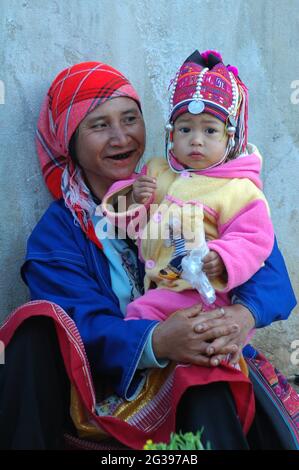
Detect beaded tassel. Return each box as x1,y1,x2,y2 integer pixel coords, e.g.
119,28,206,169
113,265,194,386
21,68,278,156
191,67,209,101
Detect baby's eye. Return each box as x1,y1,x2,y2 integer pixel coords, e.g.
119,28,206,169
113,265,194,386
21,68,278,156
179,127,190,133
206,127,217,134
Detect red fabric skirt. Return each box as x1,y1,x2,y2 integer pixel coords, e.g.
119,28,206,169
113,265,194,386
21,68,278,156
0,301,255,449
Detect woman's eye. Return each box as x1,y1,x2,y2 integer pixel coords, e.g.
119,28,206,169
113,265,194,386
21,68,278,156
91,122,107,129
124,115,137,124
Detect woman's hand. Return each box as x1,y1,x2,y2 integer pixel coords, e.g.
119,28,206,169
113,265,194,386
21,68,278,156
152,303,241,367
132,176,156,204
193,304,255,366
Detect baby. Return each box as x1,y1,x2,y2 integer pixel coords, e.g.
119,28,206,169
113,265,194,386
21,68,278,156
102,50,274,324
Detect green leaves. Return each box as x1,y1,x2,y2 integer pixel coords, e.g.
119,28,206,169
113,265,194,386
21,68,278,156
144,429,211,450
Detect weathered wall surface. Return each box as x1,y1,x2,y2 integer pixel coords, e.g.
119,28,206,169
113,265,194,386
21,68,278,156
0,0,298,374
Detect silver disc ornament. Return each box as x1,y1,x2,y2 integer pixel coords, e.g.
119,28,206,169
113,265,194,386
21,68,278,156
188,100,205,114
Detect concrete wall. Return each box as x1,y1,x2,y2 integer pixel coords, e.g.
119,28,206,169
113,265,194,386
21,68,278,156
1,0,298,374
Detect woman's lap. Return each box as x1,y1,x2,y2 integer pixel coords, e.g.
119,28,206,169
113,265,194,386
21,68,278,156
176,381,290,449
176,381,250,449
0,316,295,449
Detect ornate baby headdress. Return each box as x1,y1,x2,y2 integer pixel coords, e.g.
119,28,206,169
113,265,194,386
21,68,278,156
165,50,248,168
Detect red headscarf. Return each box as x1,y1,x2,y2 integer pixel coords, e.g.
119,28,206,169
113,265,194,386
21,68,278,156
36,62,141,249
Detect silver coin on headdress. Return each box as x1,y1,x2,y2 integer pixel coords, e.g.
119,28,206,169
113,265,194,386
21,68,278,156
188,100,205,114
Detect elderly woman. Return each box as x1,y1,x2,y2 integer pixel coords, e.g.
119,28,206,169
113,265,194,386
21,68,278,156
0,61,297,450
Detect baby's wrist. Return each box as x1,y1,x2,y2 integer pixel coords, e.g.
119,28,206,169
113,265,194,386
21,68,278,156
131,191,139,204
126,190,138,209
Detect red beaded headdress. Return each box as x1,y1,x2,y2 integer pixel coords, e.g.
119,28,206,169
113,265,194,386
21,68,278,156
167,50,248,157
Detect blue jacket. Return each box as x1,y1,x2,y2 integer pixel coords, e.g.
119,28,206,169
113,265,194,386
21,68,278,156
21,200,297,398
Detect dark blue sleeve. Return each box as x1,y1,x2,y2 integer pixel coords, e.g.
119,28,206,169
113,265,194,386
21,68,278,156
22,258,158,399
232,237,297,328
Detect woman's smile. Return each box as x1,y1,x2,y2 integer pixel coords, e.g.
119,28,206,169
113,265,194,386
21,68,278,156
105,149,137,162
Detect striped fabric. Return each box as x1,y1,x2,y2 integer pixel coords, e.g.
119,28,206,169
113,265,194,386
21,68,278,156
247,352,299,449
171,237,187,258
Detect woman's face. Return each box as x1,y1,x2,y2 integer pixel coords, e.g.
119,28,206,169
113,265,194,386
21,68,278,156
75,97,145,198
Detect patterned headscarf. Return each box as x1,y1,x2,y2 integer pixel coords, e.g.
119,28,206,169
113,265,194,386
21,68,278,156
36,62,141,249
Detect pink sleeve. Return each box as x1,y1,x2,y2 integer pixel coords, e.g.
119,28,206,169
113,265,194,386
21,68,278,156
207,199,274,292
100,166,154,237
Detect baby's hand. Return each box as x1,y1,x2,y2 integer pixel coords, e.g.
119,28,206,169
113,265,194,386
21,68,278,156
132,176,157,204
203,250,226,279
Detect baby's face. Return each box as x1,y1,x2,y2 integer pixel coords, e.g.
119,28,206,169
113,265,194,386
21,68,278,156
172,112,228,170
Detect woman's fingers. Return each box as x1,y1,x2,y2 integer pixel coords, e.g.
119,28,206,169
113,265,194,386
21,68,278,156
209,354,227,367
194,313,237,335
200,324,240,349
193,307,226,332
205,332,240,356
215,342,239,356
152,303,204,360
175,303,203,319
190,354,213,367
228,347,243,365
203,304,255,359
152,304,250,366
178,339,222,365
155,304,254,366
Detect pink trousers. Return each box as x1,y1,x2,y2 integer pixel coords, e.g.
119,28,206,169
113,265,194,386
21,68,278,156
126,288,229,321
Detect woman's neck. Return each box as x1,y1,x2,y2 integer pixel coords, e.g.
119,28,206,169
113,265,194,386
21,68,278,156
83,172,112,202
